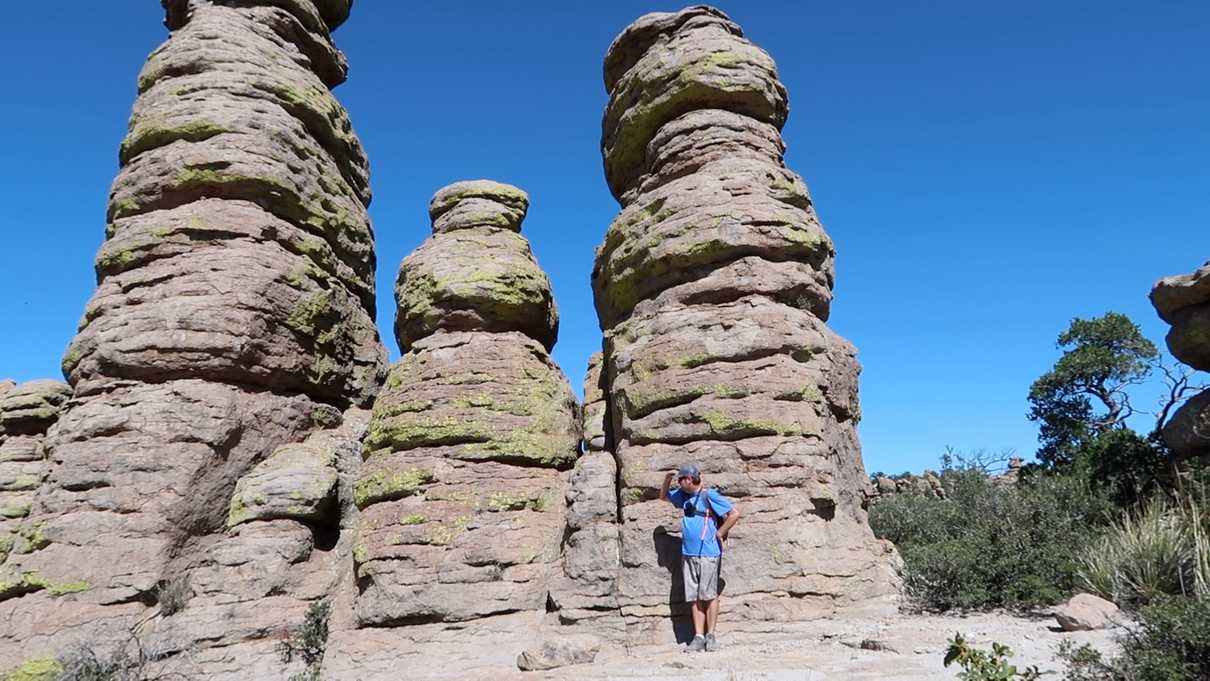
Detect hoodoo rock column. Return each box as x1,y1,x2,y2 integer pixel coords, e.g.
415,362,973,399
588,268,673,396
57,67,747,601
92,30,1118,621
586,5,897,628
353,180,578,626
0,1,384,675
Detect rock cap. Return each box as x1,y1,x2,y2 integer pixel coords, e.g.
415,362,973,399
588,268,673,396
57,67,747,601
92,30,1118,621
429,180,530,234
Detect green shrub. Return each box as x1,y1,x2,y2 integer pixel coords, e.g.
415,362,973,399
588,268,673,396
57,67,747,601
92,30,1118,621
943,633,1046,680
870,469,1111,611
1058,596,1210,681
279,599,331,681
156,573,191,617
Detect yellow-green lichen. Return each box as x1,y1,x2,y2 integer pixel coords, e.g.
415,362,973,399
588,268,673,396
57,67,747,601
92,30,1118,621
462,428,575,468
485,491,545,512
364,415,489,452
400,513,426,526
14,522,48,553
0,571,91,601
119,120,229,163
700,412,798,438
353,468,434,509
0,499,32,519
95,246,137,273
426,524,454,546
61,343,83,375
286,290,335,336
2,657,63,681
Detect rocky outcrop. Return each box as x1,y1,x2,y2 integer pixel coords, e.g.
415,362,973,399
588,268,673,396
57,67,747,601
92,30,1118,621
0,381,70,563
1152,261,1210,459
350,181,577,629
577,5,897,632
0,2,383,677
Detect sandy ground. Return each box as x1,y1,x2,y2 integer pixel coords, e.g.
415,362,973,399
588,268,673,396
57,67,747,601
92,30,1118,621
509,604,1122,681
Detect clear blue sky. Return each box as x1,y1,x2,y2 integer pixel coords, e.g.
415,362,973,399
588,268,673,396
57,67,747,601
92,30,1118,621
2,2,1207,476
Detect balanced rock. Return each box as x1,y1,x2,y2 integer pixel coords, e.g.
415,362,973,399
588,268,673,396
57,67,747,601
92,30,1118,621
1151,261,1210,458
1151,261,1210,372
570,5,898,632
354,182,577,628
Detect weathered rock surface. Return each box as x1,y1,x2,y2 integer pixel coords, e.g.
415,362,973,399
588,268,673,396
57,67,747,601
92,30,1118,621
1151,261,1210,458
1,2,383,677
1054,593,1121,631
569,4,898,636
354,182,577,629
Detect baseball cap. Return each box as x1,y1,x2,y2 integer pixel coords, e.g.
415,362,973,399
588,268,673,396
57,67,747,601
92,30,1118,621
677,463,701,479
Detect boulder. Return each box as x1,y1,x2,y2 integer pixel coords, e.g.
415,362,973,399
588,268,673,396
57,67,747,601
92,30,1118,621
516,634,601,671
1162,388,1210,459
227,441,339,529
1054,593,1120,631
1151,261,1210,372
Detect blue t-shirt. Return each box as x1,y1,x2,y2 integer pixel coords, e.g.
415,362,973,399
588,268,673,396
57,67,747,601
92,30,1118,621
667,488,733,557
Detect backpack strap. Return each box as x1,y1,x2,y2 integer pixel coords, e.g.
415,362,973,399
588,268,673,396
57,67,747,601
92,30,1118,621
698,488,716,542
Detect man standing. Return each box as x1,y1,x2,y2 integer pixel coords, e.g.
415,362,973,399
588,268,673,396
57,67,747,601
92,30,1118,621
660,463,739,652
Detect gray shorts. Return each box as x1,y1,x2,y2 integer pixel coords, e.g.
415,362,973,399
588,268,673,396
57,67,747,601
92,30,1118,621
682,555,721,602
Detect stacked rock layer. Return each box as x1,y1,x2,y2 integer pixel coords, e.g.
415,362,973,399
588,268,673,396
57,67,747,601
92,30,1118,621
0,381,70,567
579,5,897,628
353,181,578,627
1152,261,1210,459
0,2,385,676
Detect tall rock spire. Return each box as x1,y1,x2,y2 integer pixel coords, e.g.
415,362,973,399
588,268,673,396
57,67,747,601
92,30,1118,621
0,2,384,674
586,5,897,628
352,181,578,627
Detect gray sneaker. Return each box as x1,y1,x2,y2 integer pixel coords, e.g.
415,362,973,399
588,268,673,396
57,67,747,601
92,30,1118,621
705,633,721,652
685,635,707,652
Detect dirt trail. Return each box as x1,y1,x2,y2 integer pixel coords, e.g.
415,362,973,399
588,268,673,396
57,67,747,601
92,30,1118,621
500,604,1121,681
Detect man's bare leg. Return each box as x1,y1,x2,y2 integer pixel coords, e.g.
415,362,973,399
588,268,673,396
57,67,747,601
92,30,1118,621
705,597,720,633
690,600,706,637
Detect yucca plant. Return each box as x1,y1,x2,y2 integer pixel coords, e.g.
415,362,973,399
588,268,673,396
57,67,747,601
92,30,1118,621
1180,481,1209,599
1078,497,1191,605
1077,534,1121,602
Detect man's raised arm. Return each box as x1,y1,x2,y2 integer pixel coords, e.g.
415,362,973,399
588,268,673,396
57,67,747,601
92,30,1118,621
659,471,675,501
